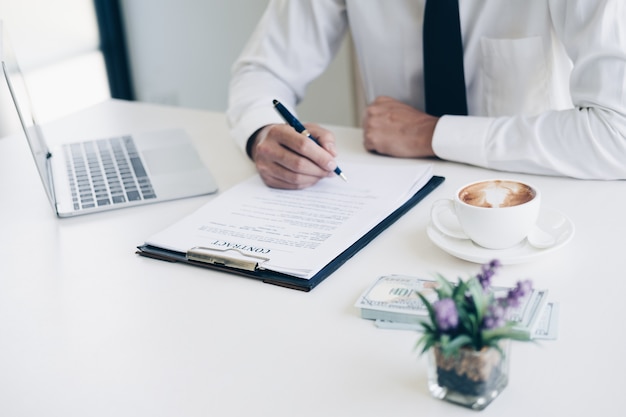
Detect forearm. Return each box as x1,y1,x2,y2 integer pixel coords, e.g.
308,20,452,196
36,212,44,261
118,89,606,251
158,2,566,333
436,0,626,180
226,0,348,154
227,70,293,154
433,108,626,180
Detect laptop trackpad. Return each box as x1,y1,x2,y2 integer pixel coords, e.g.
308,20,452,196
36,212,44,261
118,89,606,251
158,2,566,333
142,144,204,175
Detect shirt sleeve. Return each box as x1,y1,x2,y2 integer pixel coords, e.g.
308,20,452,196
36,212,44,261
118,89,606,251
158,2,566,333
433,0,626,180
226,0,348,153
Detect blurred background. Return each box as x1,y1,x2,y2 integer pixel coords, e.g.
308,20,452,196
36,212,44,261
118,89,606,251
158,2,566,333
0,0,359,138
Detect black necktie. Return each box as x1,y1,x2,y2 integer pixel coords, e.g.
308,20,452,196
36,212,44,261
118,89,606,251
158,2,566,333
423,0,468,117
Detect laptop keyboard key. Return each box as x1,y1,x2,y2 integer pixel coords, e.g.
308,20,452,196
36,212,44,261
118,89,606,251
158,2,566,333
64,136,156,211
127,190,141,201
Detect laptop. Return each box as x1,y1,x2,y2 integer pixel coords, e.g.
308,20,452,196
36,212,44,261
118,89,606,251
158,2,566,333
0,22,218,217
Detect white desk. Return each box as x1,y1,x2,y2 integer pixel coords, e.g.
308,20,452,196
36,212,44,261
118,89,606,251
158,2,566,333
1,100,624,417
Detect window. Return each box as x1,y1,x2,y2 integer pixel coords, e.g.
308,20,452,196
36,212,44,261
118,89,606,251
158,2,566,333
0,0,111,136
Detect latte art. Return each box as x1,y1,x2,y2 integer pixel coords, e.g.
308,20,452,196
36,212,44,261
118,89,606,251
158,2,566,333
459,180,535,208
431,179,540,249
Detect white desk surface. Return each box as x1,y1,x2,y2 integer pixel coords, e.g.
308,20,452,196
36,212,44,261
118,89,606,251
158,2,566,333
1,99,624,417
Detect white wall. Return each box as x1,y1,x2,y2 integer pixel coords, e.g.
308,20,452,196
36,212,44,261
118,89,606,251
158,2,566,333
120,0,358,127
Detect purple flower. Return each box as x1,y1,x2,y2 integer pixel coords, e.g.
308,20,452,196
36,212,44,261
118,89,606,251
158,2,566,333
506,279,533,308
476,259,502,290
483,279,534,330
483,304,506,330
433,298,458,332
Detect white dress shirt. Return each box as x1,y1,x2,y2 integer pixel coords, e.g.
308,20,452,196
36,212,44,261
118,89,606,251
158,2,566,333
227,0,626,180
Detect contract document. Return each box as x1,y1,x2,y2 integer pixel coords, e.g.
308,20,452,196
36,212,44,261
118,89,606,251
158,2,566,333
138,162,443,291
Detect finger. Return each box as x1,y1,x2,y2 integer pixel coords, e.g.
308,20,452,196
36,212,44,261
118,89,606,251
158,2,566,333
276,139,337,177
373,95,395,104
254,125,336,188
274,126,338,175
304,123,338,157
258,159,326,189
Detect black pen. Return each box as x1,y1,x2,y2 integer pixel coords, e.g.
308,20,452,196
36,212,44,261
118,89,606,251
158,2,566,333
273,99,348,182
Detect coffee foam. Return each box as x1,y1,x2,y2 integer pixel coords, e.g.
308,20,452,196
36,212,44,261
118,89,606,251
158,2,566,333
460,180,535,208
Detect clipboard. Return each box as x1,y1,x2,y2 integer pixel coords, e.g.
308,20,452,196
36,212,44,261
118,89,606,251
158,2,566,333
136,175,444,291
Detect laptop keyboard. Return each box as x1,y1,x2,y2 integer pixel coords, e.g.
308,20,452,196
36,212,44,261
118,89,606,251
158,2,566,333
64,136,157,210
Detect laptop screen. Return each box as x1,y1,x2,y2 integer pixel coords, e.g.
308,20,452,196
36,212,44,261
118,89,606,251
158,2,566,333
1,22,55,206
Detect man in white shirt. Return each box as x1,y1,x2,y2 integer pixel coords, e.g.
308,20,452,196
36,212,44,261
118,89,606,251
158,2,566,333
227,0,626,189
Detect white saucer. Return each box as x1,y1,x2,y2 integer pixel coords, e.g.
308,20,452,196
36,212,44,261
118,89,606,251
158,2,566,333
426,207,575,264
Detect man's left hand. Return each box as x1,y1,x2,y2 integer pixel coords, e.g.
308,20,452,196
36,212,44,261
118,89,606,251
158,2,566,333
362,96,438,158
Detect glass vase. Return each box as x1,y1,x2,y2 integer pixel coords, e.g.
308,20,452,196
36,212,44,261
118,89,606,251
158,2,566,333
426,341,510,410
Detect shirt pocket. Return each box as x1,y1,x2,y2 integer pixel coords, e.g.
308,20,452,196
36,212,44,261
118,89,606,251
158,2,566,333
480,36,551,117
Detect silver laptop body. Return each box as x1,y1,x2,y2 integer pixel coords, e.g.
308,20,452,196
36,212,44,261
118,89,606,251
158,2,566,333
1,22,218,217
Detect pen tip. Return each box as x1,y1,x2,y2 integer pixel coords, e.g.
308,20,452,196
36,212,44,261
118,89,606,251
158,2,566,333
339,173,348,182
272,99,279,106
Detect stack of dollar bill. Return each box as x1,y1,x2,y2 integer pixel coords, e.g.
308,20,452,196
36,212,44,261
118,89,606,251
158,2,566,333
354,275,559,340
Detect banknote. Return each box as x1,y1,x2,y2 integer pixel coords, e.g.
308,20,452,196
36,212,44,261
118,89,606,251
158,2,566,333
531,302,559,340
354,275,439,324
356,274,556,339
375,302,559,340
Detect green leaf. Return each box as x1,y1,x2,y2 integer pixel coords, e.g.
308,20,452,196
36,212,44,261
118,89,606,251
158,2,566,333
467,278,488,323
420,322,435,333
441,334,473,356
457,308,475,333
415,333,438,355
482,326,533,344
462,312,480,343
435,274,454,299
417,292,437,326
451,279,467,303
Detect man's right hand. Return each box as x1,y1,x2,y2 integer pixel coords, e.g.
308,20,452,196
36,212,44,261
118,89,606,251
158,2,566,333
250,123,339,189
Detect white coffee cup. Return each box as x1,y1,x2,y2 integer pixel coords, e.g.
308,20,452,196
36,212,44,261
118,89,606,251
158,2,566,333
430,179,541,250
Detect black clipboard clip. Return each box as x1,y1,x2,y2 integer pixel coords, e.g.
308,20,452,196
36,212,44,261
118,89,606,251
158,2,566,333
186,246,270,272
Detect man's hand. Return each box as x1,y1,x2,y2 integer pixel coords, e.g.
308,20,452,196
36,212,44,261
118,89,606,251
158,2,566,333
362,96,438,157
250,123,339,189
